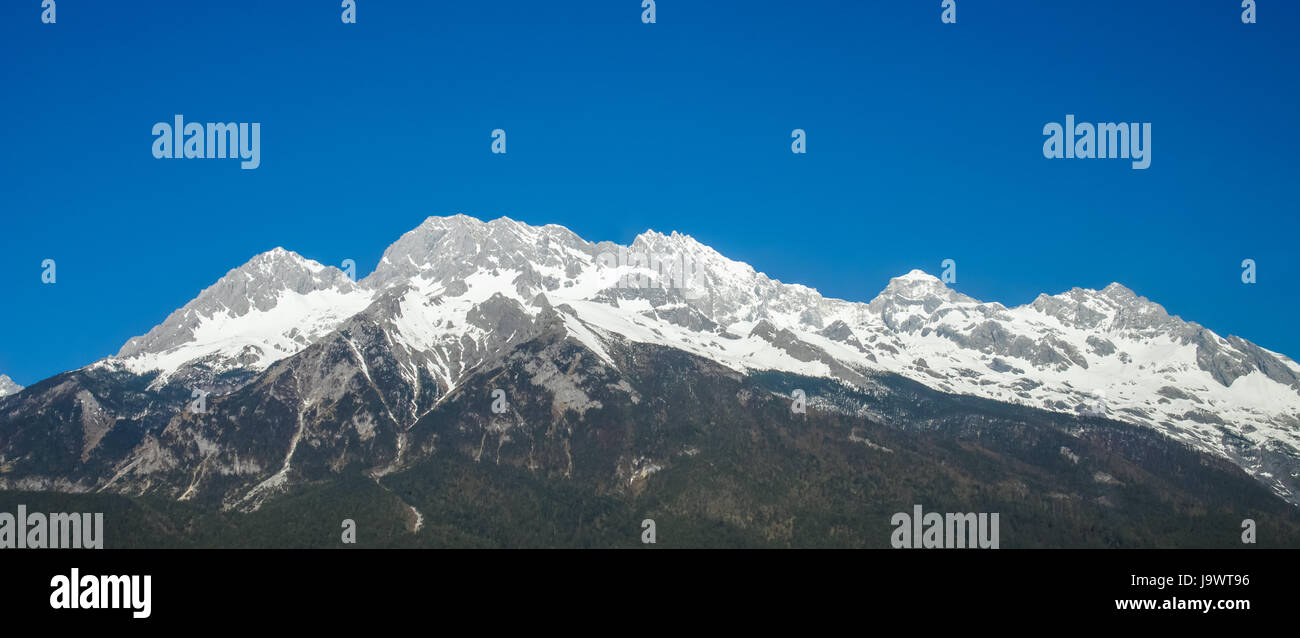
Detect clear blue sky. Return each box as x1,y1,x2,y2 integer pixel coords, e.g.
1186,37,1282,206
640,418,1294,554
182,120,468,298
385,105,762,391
1,1,1296,386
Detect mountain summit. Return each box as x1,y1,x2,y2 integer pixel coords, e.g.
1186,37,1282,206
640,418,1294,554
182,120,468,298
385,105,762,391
0,375,21,397
113,248,370,385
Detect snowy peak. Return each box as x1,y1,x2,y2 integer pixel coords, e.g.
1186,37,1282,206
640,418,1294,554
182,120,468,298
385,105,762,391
865,269,980,333
365,215,594,291
107,248,372,383
1028,283,1179,335
630,229,723,262
874,269,966,301
878,268,951,296
118,248,358,359
892,268,944,284
628,228,763,293
0,375,22,397
227,247,358,300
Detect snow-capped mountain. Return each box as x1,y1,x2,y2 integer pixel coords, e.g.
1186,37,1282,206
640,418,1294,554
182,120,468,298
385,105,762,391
6,215,1299,506
108,247,372,387
0,375,22,397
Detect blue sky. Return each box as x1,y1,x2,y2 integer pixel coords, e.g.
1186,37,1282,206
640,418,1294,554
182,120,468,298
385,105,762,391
1,0,1296,386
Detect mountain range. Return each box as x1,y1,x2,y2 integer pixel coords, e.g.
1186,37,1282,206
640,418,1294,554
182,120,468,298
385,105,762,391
2,215,1298,547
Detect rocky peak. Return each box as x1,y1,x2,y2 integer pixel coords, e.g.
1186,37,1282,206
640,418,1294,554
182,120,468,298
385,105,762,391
365,215,594,291
117,248,359,359
1028,282,1178,334
0,374,22,397
867,270,974,321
